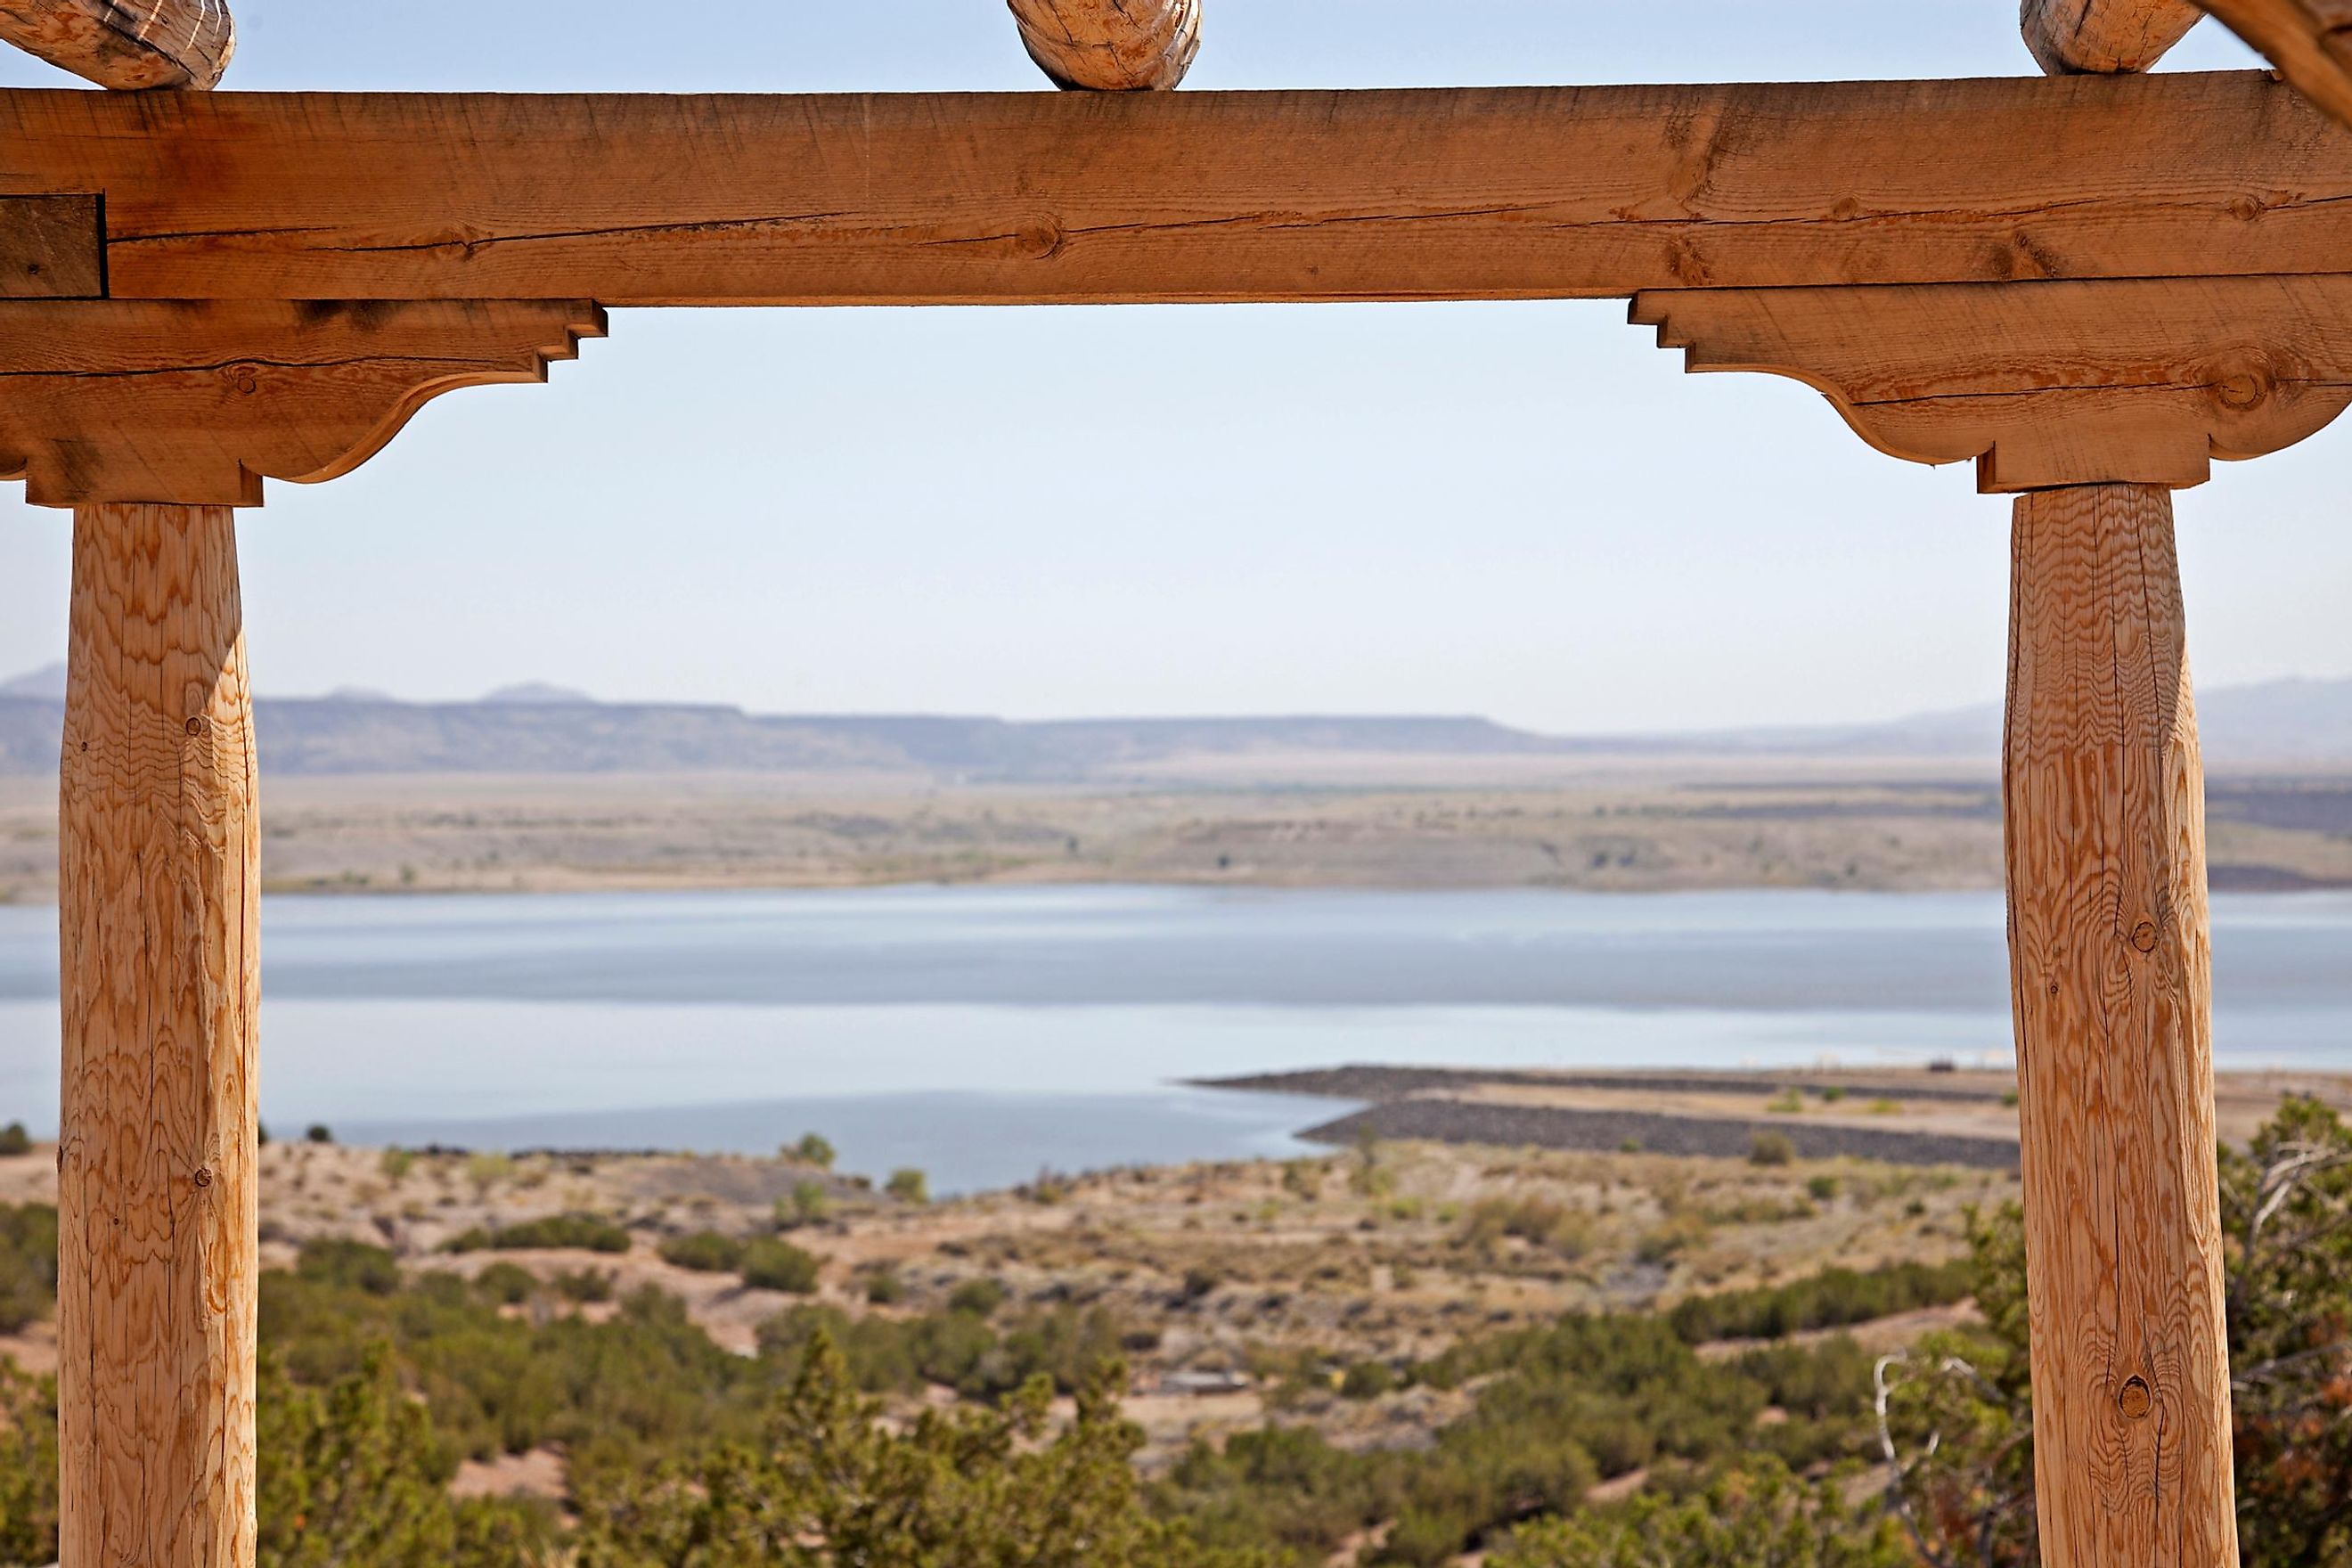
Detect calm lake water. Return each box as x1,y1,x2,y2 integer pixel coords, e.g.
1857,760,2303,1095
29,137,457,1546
2,886,2348,1192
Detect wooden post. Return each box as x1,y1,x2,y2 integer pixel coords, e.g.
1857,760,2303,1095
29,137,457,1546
2005,482,2237,1567
56,502,259,1568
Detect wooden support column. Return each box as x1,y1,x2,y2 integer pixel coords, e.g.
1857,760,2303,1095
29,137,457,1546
2005,482,2236,1568
57,502,258,1568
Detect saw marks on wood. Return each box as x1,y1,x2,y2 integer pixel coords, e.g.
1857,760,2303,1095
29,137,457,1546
57,502,258,1568
2005,484,2237,1568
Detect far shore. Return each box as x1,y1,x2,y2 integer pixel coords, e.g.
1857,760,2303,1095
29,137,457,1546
6,769,2351,906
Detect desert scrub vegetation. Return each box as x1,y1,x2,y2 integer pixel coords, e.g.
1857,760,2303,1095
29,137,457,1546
755,1299,1130,1404
739,1237,822,1294
657,1229,745,1273
1665,1257,1972,1344
0,1203,57,1334
441,1213,632,1254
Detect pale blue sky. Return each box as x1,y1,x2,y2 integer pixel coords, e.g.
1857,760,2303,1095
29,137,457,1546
4,4,2332,733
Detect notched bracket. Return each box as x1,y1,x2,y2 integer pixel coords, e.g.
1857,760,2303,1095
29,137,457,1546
1631,275,2352,492
0,299,606,506
0,194,105,298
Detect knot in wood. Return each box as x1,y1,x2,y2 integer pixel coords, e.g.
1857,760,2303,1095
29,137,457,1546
192,1165,214,1188
184,715,207,738
1017,217,1066,262
2119,1376,2153,1419
2131,919,2160,953
2213,365,2272,411
228,365,261,396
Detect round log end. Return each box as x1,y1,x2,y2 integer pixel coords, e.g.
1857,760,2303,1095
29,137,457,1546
1008,0,1200,91
2020,0,2205,74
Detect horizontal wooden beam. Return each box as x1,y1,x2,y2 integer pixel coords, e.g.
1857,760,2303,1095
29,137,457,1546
0,300,604,505
0,192,101,297
0,71,2348,306
2023,0,2206,72
2201,0,2352,126
0,0,233,90
1635,274,2352,491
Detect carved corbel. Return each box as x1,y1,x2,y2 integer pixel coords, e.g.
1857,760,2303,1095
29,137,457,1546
0,298,605,506
1632,275,2352,492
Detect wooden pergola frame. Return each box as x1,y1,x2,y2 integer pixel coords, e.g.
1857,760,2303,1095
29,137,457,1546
7,1,2350,1564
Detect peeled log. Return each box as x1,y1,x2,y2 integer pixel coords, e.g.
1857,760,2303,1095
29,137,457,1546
0,0,233,90
2199,0,2352,127
2022,0,2205,70
1009,0,1198,90
2005,483,2237,1568
59,502,258,1568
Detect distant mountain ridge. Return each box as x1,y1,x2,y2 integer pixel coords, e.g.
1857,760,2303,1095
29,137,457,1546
1,673,2348,779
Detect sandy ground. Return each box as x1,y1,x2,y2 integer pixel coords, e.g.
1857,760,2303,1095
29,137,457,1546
4,771,2346,905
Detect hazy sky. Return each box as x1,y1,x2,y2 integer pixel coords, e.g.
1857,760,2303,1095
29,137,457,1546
4,4,2332,734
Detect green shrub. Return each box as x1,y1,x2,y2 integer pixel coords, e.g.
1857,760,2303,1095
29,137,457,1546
777,1179,829,1229
442,1213,631,1254
0,1123,30,1157
378,1147,415,1180
0,1203,59,1333
1340,1360,1398,1400
1749,1131,1797,1167
473,1262,537,1306
863,1269,904,1306
739,1237,821,1294
1807,1173,1842,1202
295,1238,403,1296
948,1277,1010,1318
551,1267,616,1304
788,1132,837,1170
305,1123,335,1145
657,1230,746,1273
1765,1089,1806,1115
1667,1259,1973,1344
886,1168,930,1205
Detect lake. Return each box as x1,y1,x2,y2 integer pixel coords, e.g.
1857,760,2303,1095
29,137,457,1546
2,885,2348,1192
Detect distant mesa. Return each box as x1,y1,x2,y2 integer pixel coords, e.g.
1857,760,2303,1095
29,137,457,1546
1,666,2349,780
479,682,598,706
0,662,65,701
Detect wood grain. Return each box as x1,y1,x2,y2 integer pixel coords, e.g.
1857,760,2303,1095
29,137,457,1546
2024,0,2207,71
0,299,605,505
2005,484,2236,1568
0,0,232,89
2200,0,2352,126
0,192,100,298
0,71,2344,303
57,502,257,1568
1008,0,1200,90
1634,274,2352,491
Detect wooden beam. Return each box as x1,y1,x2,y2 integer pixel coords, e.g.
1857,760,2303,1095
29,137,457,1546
0,71,2346,305
1634,274,2352,491
2005,482,2237,1568
1009,0,1200,90
58,501,257,1568
0,0,232,90
2201,0,2352,126
2023,0,2206,71
0,192,101,297
0,299,605,505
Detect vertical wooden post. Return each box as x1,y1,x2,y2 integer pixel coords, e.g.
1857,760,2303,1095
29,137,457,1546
2005,482,2237,1567
56,502,259,1568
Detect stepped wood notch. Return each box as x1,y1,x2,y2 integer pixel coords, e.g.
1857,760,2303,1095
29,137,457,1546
0,0,233,89
4,6,2335,1561
1008,0,1199,89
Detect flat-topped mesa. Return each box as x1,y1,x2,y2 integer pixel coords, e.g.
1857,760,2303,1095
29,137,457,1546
1008,0,1198,89
2200,0,2352,127
2023,0,2205,70
0,0,233,90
